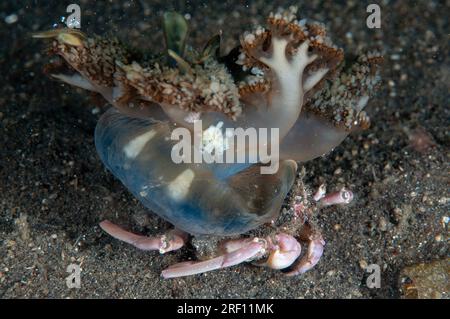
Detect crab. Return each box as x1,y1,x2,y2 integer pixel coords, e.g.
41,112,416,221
33,7,381,278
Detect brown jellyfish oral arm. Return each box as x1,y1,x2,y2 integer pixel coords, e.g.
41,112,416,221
33,30,110,92
99,220,188,253
241,37,325,139
238,9,339,140
32,29,147,116
259,39,321,138
33,30,98,91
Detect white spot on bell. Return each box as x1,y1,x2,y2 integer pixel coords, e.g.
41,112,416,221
123,130,157,159
167,169,195,201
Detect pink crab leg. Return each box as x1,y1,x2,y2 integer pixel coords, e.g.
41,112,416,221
220,238,255,253
319,188,354,207
161,239,266,279
99,220,187,253
285,234,325,276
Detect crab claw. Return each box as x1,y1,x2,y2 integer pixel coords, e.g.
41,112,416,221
99,220,187,253
285,233,325,276
263,234,302,270
161,238,266,279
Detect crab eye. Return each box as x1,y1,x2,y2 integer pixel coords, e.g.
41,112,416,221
340,188,354,203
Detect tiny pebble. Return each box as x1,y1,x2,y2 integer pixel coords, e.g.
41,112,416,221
5,14,18,24
379,217,388,231
359,260,368,269
326,270,336,276
442,216,449,226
